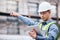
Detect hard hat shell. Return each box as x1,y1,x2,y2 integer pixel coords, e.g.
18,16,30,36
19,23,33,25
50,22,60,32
38,2,51,12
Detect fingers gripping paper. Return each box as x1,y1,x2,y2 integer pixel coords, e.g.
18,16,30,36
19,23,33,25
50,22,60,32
26,25,45,36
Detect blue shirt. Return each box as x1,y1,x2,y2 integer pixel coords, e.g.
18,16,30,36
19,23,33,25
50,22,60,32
17,15,59,40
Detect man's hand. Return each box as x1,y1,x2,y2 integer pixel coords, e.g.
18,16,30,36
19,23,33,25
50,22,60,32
29,28,37,39
10,11,20,16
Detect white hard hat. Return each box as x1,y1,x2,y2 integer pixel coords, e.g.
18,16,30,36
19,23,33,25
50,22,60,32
38,2,51,12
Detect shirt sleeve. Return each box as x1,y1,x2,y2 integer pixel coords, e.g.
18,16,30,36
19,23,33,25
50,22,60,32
17,15,36,26
35,24,59,40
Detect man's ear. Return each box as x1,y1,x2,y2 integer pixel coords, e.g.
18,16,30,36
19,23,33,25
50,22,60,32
47,10,51,14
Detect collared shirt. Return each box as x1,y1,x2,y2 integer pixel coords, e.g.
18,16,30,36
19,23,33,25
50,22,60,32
18,15,59,40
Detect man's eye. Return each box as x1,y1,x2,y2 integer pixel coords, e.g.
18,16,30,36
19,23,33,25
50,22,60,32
40,13,43,14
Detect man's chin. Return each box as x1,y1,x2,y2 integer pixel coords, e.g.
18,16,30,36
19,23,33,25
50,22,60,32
42,19,47,21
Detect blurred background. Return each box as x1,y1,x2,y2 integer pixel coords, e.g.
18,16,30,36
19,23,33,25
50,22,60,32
0,0,60,40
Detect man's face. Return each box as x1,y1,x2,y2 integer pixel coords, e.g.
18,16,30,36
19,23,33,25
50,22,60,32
39,10,50,21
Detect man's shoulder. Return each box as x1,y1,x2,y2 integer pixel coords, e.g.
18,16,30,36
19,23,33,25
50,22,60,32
49,23,58,30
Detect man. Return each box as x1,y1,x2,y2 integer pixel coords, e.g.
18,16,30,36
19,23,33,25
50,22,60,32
10,2,59,40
